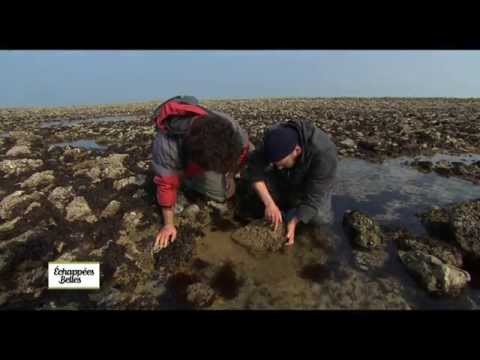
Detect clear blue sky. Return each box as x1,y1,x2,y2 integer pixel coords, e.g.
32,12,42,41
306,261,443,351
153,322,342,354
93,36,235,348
1,50,479,107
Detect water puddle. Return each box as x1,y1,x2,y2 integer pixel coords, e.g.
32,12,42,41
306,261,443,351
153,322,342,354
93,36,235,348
334,157,480,233
407,153,480,166
40,116,137,128
175,157,480,309
51,139,108,151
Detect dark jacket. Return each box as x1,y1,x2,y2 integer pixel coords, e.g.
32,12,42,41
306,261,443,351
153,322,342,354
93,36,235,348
247,119,337,223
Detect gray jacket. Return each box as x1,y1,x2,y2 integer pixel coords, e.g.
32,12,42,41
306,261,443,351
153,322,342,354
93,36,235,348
247,119,337,223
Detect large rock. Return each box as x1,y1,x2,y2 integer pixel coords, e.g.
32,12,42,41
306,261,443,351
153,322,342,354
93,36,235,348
0,190,42,220
231,219,286,255
113,175,147,191
47,186,75,212
0,159,43,177
6,145,32,157
343,210,383,250
398,250,470,297
449,200,480,259
420,200,480,259
20,170,55,189
392,230,463,268
72,154,129,182
65,196,98,223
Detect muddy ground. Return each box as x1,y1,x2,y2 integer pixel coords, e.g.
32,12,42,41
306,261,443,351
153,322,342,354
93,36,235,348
1,98,479,310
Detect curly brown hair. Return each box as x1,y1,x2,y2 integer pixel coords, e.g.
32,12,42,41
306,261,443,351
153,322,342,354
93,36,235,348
185,113,244,174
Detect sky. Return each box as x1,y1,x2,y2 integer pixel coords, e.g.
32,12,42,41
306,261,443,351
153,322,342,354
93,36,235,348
0,50,479,107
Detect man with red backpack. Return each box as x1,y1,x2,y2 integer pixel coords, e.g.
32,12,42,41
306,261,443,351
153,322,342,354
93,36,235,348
150,95,252,251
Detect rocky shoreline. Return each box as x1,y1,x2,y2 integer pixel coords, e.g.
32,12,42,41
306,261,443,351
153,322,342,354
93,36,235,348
1,97,479,310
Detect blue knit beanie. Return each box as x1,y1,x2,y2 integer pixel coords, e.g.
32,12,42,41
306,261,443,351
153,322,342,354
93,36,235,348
264,126,299,163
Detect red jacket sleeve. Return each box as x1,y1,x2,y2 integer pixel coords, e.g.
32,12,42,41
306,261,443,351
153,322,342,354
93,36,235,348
153,174,181,208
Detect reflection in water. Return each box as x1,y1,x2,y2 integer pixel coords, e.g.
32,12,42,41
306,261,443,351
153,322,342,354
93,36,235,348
182,157,480,310
51,139,107,151
40,116,137,128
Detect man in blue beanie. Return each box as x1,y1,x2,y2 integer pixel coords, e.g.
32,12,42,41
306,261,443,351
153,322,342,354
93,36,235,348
245,119,337,246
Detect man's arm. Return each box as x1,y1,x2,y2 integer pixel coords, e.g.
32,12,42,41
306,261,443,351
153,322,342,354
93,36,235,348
153,206,177,251
252,181,283,231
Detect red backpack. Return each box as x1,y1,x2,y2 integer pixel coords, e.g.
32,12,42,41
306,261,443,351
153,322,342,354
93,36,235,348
151,95,209,134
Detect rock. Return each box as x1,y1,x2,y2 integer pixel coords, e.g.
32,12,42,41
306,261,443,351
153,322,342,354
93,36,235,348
54,248,82,262
153,223,202,270
343,210,383,250
0,190,42,221
352,249,389,272
8,131,41,145
0,225,49,275
174,192,189,214
89,287,130,309
0,159,43,177
132,279,167,304
100,200,121,219
434,160,451,176
122,211,144,229
231,219,286,255
113,175,147,191
392,230,463,268
72,154,129,182
207,200,229,215
137,160,151,171
89,240,115,260
183,204,200,221
20,170,55,189
0,217,21,235
132,189,147,199
0,292,8,306
47,186,75,212
73,167,102,182
65,196,98,223
14,268,47,299
6,145,31,157
413,160,433,173
195,209,212,228
419,207,452,241
61,147,87,162
25,202,42,216
358,139,378,151
186,282,216,308
340,138,356,147
449,200,480,259
398,250,470,297
420,200,480,258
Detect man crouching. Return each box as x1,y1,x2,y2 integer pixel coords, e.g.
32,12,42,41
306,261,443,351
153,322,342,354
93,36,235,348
246,119,337,246
151,95,252,251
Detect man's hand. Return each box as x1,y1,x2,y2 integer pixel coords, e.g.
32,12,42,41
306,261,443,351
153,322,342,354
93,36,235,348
265,202,283,232
286,217,300,246
153,224,177,252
